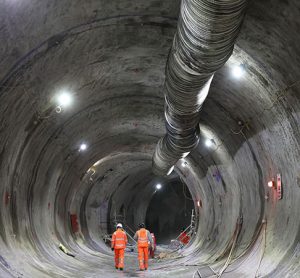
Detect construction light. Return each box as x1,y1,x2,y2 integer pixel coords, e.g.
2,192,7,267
79,143,87,151
232,64,244,78
156,184,162,190
268,180,275,188
206,138,216,148
205,139,212,148
197,201,200,207
57,91,72,108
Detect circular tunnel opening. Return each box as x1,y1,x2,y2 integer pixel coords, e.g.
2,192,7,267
92,167,196,248
145,179,194,244
1,0,299,277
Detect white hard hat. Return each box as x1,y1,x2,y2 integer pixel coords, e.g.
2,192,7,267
116,223,123,228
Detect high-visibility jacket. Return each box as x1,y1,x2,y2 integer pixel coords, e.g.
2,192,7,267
111,229,128,250
137,228,149,248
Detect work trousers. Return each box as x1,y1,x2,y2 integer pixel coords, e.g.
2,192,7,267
114,249,125,268
138,247,149,270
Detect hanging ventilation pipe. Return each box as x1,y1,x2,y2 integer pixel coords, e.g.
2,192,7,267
152,0,247,176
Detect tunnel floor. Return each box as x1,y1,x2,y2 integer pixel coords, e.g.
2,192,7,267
0,245,200,278
0,235,268,278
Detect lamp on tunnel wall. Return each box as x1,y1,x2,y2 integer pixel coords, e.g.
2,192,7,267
55,91,73,113
232,64,245,78
205,138,216,148
79,143,88,151
268,179,275,188
156,184,162,190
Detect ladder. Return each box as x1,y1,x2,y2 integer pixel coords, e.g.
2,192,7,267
190,209,196,236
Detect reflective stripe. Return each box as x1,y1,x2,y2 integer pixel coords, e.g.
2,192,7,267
113,229,127,249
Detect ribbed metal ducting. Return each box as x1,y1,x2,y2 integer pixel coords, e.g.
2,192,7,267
152,0,248,176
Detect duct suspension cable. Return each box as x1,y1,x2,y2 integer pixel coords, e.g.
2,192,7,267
152,0,248,176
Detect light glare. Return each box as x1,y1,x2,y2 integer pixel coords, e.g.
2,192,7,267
80,143,87,151
57,92,72,107
205,139,213,148
268,181,274,188
156,184,162,190
232,65,244,78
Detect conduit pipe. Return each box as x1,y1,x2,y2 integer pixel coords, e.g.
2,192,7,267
152,0,248,176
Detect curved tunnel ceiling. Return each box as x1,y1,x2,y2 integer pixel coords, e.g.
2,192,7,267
0,0,300,277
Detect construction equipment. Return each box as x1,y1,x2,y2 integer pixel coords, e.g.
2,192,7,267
169,209,196,249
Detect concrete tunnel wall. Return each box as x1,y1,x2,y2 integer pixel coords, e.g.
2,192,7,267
0,0,300,277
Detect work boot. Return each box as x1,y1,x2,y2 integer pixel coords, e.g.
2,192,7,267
119,268,123,271
115,267,118,270
140,269,144,271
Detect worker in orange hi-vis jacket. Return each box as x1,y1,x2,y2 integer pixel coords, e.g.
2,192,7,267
111,223,128,271
134,223,154,271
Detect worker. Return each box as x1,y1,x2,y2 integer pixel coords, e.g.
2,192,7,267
111,223,128,271
149,233,156,258
134,223,154,271
178,227,190,245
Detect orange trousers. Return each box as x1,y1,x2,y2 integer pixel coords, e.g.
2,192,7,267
138,247,149,270
114,249,125,268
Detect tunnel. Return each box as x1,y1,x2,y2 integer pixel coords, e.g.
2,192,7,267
145,180,194,244
0,0,300,277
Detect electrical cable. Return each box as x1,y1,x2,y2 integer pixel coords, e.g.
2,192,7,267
190,219,242,278
217,219,242,277
222,234,264,274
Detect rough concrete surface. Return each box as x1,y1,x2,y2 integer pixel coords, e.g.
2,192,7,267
0,0,300,277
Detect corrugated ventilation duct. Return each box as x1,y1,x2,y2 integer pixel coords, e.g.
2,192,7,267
152,0,247,176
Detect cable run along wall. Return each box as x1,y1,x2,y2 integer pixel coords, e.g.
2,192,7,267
152,0,248,176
